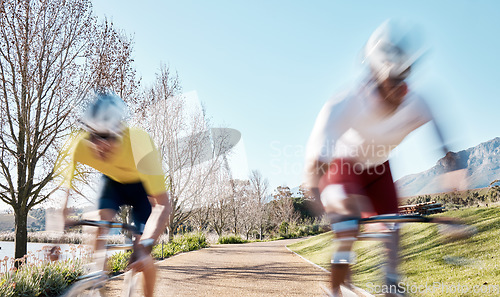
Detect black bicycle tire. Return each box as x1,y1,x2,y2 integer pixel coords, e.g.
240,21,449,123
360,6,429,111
122,271,141,297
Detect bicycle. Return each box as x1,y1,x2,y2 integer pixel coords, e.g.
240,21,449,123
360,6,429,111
321,213,477,297
59,220,142,297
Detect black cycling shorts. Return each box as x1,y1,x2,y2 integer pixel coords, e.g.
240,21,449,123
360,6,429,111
98,175,152,233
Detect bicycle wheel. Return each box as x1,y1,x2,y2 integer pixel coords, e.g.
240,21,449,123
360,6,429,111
62,288,105,297
122,271,141,297
61,273,108,297
61,283,106,297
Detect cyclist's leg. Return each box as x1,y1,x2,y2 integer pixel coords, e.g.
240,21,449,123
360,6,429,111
364,161,401,293
97,175,126,221
319,159,374,295
124,181,155,297
96,176,124,269
141,261,156,297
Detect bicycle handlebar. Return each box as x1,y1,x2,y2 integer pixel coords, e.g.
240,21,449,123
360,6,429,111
66,219,140,234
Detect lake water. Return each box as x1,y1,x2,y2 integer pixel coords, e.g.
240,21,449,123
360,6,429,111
0,240,130,272
0,241,92,262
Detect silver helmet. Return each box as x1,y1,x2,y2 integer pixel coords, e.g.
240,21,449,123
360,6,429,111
364,19,427,82
80,91,127,136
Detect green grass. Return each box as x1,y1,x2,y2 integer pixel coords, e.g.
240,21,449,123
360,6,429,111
286,231,334,269
288,206,500,296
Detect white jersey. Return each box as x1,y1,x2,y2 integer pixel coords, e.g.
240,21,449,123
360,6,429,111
304,80,432,185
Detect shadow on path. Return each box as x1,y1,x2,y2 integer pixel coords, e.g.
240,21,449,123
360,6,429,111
106,238,329,296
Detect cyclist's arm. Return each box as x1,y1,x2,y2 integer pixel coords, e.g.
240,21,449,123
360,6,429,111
431,119,451,157
304,159,329,189
303,94,352,215
304,159,329,215
57,134,85,221
140,191,171,243
430,117,468,191
61,187,70,218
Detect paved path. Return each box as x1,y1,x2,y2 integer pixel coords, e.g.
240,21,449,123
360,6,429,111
105,238,331,296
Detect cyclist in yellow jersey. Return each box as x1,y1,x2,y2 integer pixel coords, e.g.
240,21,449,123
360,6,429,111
60,91,171,297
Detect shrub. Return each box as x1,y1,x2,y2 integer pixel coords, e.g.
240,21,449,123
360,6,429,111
107,251,132,274
152,232,208,259
0,259,83,297
217,234,249,244
174,232,209,251
109,232,209,272
152,242,181,259
0,232,210,295
279,221,290,237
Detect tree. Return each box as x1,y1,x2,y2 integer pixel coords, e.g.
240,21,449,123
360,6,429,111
137,65,230,239
268,186,299,235
0,0,141,260
188,197,213,232
82,18,140,102
293,184,318,222
488,179,500,203
209,170,232,237
228,179,250,236
0,0,95,260
75,18,140,226
248,170,269,240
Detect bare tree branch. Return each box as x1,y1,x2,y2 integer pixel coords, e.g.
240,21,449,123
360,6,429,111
0,0,141,260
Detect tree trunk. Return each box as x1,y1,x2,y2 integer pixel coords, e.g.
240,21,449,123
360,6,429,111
168,211,175,241
14,208,28,261
233,216,237,235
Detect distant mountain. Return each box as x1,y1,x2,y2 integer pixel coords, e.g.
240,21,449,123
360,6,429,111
0,213,39,232
396,137,500,197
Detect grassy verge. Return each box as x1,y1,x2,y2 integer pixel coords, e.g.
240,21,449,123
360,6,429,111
287,206,500,296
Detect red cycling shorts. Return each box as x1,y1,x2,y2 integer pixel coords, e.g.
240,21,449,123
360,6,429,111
318,159,399,218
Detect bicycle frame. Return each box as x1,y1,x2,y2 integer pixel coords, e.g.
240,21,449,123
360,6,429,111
60,220,141,297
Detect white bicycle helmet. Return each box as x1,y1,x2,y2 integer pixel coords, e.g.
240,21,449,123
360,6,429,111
80,91,127,136
364,19,426,82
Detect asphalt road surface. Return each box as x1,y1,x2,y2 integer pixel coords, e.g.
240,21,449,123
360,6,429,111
104,238,332,296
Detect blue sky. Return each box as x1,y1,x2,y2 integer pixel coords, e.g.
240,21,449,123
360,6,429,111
92,1,500,191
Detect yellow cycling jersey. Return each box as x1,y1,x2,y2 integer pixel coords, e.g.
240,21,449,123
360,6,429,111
60,127,166,196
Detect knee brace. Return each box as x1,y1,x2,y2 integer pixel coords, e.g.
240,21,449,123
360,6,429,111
332,249,357,264
331,219,358,264
331,219,359,233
